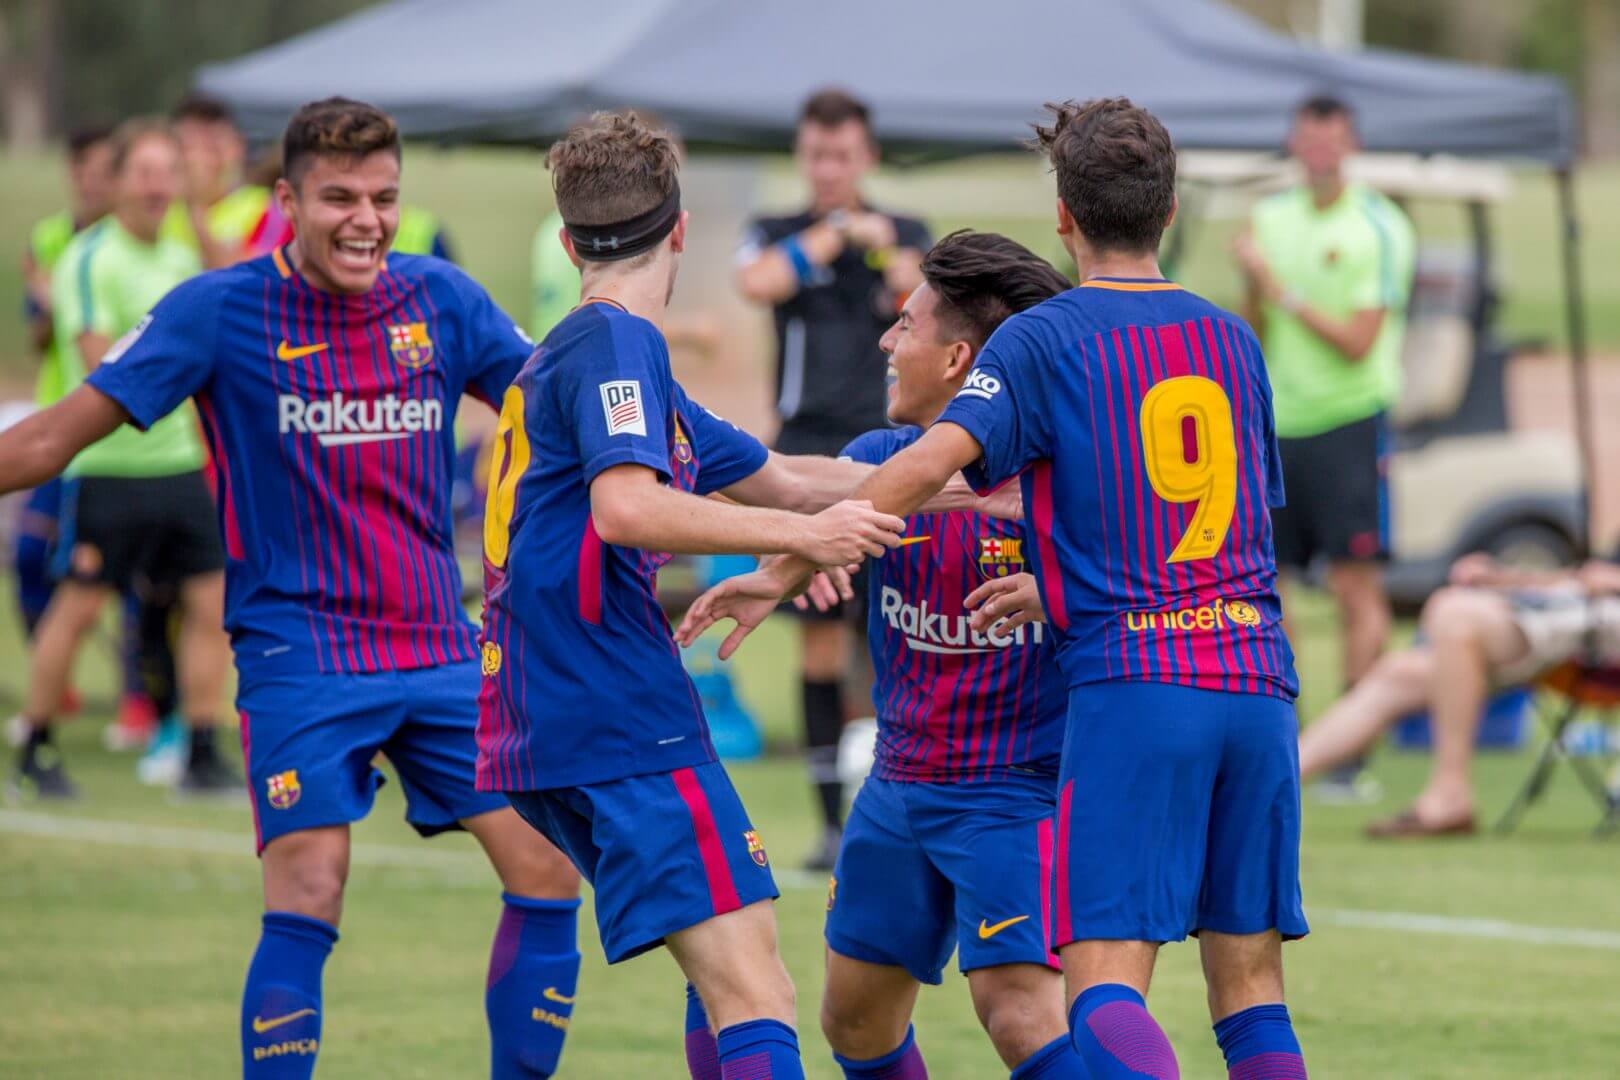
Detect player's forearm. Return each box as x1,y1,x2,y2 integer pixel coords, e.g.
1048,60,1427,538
763,453,874,514
1291,303,1382,361
922,474,1022,520
594,482,814,558
850,428,969,520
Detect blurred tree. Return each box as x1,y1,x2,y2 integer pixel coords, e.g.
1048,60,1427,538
0,0,55,147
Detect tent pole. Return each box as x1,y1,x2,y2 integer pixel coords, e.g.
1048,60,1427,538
1556,167,1595,558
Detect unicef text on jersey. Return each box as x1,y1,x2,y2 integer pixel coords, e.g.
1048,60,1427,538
277,393,445,447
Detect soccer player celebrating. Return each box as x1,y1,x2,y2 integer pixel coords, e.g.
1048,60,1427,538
680,98,1309,1080
0,98,585,1079
809,230,1088,1079
475,111,906,1080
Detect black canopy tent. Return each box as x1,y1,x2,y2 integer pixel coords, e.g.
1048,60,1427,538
198,0,1591,549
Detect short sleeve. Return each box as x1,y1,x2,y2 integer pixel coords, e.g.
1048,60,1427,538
1349,195,1415,311
85,275,219,431
571,315,674,485
52,237,120,345
935,316,1051,494
838,429,894,466
676,386,768,495
450,266,535,406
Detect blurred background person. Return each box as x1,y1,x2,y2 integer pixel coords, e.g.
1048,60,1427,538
11,120,235,800
167,93,270,266
1233,92,1416,803
1299,553,1620,836
735,87,930,869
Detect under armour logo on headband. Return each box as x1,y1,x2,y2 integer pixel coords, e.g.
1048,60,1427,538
564,182,682,263
589,237,621,252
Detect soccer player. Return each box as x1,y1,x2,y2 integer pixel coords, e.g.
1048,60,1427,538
809,230,1087,1079
15,118,234,799
0,98,584,1079
680,98,1309,1080
476,110,907,1080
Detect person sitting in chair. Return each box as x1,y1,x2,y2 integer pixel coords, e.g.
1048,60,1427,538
1299,552,1620,837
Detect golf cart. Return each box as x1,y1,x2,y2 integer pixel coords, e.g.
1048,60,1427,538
1172,152,1586,608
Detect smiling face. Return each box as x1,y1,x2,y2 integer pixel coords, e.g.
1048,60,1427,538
278,150,400,295
878,283,975,428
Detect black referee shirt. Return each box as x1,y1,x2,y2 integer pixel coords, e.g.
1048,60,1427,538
739,209,931,451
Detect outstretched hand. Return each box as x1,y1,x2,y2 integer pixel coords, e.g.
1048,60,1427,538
964,572,1046,635
677,560,812,659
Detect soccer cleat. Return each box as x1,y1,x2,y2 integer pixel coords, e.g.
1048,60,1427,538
136,716,186,787
802,825,843,873
177,752,246,799
12,751,79,802
104,693,160,752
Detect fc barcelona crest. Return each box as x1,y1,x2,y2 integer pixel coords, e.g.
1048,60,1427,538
388,322,434,369
267,769,302,810
673,422,694,465
977,535,1025,579
743,829,768,868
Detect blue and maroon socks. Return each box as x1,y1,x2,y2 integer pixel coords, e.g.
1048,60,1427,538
1213,1003,1307,1079
485,893,582,1078
241,911,336,1078
717,1018,805,1079
833,1024,929,1078
1068,983,1180,1079
685,982,721,1079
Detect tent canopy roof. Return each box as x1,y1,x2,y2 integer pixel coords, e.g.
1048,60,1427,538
198,0,1574,165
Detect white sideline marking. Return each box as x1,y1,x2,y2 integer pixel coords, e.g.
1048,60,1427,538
5,810,1620,951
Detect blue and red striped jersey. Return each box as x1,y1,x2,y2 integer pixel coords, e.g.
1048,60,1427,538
937,278,1298,701
843,427,1065,782
476,301,769,792
86,247,531,679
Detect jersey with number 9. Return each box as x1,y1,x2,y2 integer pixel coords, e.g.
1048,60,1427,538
938,278,1297,701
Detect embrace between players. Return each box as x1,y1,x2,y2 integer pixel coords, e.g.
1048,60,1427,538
0,96,1308,1080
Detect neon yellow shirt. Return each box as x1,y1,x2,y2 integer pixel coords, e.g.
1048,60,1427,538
52,217,207,478
1251,183,1416,438
162,185,272,254
27,210,84,406
529,210,580,341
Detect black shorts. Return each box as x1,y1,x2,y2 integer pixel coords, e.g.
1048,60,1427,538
61,471,224,593
1270,413,1389,571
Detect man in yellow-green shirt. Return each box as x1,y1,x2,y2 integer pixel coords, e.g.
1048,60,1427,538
165,94,270,267
14,120,235,801
1234,93,1415,798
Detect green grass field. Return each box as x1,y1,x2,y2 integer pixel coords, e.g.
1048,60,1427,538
2,587,1618,1078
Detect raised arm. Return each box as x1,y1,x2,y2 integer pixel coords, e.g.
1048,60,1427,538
0,385,130,493
589,462,903,565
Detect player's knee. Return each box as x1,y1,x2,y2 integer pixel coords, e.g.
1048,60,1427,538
977,992,1054,1066
1421,587,1489,645
1371,647,1431,695
499,836,581,900
819,988,886,1056
262,838,348,925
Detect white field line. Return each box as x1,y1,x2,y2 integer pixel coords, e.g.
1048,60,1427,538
4,809,1619,951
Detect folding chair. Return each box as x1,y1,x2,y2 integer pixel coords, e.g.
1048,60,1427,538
1495,661,1620,836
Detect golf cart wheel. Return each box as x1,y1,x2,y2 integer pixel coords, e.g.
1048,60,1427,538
1483,521,1578,569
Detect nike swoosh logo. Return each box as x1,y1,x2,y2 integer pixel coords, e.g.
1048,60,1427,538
252,1008,317,1034
277,340,330,361
978,915,1030,940
542,987,575,1005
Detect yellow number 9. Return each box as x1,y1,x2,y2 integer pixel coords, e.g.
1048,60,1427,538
483,385,531,568
1139,375,1237,564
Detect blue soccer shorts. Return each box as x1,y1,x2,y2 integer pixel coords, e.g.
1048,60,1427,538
237,660,508,853
507,761,779,964
1054,681,1308,946
825,773,1061,985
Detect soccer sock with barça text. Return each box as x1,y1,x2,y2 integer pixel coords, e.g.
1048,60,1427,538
717,1019,805,1079
833,1024,928,1078
1009,1033,1089,1078
486,893,581,1078
241,911,335,1079
803,678,844,830
1068,983,1180,1080
685,982,721,1080
1213,1003,1307,1080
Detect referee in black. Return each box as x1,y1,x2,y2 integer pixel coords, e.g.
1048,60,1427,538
736,88,930,870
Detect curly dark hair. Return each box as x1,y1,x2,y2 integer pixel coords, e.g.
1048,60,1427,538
1033,97,1176,255
921,230,1071,347
282,97,400,186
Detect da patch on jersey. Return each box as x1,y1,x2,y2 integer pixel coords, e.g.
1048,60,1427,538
600,380,646,437
102,314,152,365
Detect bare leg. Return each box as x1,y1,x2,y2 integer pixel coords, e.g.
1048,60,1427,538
667,900,797,1032
820,949,921,1062
1199,930,1284,1023
24,580,108,722
175,571,230,726
1298,647,1435,779
966,962,1069,1070
261,824,351,925
1411,588,1530,823
461,807,582,899
1326,560,1392,687
1060,939,1159,1005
